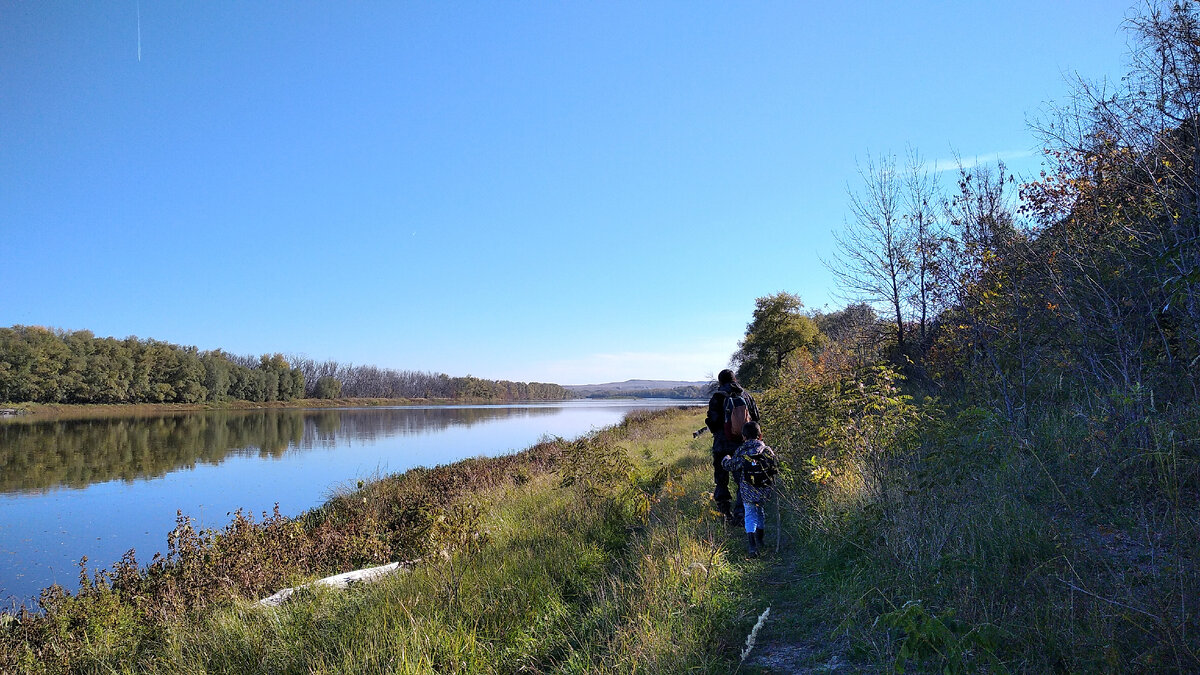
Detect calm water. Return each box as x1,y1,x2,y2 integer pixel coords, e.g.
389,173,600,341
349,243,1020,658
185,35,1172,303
0,400,701,606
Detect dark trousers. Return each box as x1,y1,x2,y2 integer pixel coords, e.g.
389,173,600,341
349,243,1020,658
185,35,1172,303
711,438,743,518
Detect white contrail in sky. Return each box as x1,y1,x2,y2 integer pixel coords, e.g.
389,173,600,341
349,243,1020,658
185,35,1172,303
137,1,141,61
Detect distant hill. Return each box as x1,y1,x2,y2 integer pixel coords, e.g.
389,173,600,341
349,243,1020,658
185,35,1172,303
565,379,711,399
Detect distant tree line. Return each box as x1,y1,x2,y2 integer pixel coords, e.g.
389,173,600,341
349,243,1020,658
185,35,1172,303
582,385,709,399
284,357,571,401
0,326,571,404
0,327,304,404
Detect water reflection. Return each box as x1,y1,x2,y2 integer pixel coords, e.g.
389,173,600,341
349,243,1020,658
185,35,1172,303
0,406,559,494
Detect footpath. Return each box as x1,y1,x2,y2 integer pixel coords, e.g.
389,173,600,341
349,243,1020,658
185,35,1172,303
678,426,872,674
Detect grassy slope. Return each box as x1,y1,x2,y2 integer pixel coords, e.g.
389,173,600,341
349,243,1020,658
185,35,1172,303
143,408,763,674
742,394,1199,674
149,411,740,673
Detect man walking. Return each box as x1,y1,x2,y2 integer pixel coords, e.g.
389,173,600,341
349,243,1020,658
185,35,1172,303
705,369,760,523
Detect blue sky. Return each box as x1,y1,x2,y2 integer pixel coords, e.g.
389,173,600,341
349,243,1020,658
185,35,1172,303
1,2,1132,384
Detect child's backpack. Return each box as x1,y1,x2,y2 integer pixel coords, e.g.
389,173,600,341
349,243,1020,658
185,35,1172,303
724,393,751,442
742,447,778,488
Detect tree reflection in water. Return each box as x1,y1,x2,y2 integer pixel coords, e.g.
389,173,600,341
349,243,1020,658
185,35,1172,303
0,406,559,494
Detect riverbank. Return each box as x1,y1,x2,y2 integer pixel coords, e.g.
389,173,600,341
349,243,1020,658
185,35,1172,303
0,407,789,672
0,396,578,421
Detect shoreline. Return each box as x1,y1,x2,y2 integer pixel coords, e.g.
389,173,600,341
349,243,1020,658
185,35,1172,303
0,396,581,421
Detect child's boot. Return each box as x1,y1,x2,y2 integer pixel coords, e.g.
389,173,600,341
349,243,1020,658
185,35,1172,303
755,528,766,554
746,532,758,558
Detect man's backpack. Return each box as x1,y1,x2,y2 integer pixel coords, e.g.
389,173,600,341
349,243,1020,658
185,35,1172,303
724,393,751,442
742,447,777,488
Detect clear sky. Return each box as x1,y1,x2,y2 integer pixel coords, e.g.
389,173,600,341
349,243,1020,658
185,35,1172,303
1,1,1133,384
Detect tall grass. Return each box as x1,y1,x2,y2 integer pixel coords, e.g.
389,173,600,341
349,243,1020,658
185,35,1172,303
759,354,1200,673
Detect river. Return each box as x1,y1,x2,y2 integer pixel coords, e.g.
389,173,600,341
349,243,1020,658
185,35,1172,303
0,399,703,607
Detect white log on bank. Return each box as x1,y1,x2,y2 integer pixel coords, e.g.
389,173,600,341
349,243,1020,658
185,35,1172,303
258,559,418,607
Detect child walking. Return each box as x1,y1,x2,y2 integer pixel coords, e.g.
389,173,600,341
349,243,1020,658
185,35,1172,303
721,421,778,557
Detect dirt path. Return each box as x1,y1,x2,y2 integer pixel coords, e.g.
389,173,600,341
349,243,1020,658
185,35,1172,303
732,531,878,674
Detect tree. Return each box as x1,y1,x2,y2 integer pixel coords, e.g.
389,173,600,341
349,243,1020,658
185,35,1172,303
828,152,912,349
202,352,233,402
902,148,942,345
941,161,1038,419
813,303,881,355
314,376,342,399
732,292,822,389
1028,0,1200,403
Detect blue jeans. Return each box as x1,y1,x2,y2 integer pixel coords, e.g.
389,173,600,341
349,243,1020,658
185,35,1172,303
744,501,765,534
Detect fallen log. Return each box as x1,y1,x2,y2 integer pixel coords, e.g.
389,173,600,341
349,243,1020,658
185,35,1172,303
258,559,420,607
